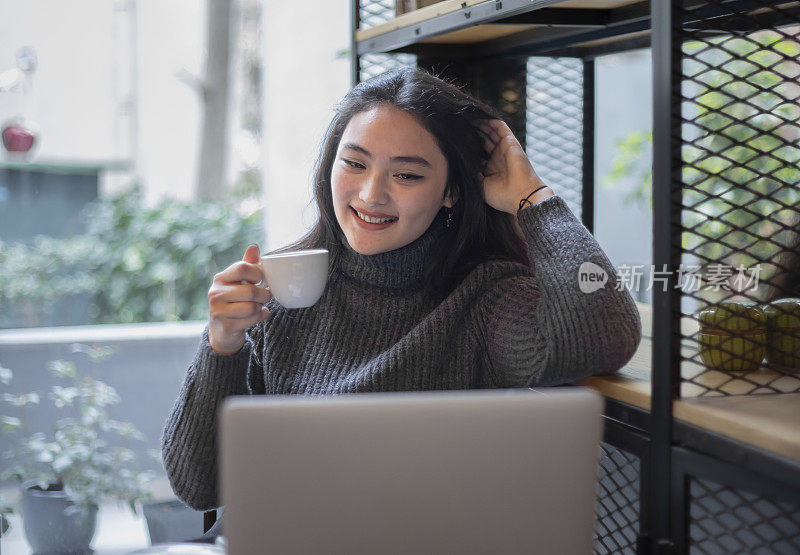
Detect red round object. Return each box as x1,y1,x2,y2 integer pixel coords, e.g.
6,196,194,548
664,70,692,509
2,123,36,153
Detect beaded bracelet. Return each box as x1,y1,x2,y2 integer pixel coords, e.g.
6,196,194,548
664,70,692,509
518,185,549,211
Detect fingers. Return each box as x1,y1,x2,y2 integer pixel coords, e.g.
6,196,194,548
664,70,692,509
206,245,269,355
212,300,269,320
482,133,495,156
479,119,505,142
214,244,261,284
486,118,512,137
209,282,272,306
208,281,272,349
478,121,498,154
215,260,264,285
482,119,520,150
208,303,270,355
478,119,519,158
484,157,501,177
242,243,260,264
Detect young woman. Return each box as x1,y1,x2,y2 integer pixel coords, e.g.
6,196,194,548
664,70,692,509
162,68,641,512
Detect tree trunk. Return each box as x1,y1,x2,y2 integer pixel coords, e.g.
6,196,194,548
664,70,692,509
196,0,234,201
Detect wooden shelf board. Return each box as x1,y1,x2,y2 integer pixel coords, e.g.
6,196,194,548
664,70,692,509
357,0,490,42
570,28,650,49
579,373,651,410
356,0,643,43
577,302,800,462
674,394,800,463
557,0,641,7
419,24,540,44
580,376,800,463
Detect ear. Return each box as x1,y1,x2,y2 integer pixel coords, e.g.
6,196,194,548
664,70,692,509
443,187,458,209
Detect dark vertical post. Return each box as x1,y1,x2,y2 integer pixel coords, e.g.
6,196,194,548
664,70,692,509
350,0,360,87
651,0,681,552
637,438,653,551
670,458,690,553
582,58,595,233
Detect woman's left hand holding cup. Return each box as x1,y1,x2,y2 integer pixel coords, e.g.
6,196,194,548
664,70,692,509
478,119,553,214
207,244,272,355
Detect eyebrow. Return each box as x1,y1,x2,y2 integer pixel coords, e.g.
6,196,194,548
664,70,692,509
341,142,432,168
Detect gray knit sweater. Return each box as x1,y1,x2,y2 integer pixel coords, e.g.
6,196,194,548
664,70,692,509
162,195,641,511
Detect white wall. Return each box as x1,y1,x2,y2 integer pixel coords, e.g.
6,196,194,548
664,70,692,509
1,0,353,241
0,0,208,203
133,0,206,201
0,0,118,161
259,0,351,250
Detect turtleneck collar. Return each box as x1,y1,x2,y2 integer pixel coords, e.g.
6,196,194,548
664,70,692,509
337,219,445,292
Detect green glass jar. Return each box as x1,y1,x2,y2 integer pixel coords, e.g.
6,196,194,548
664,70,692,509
763,298,800,371
697,301,767,372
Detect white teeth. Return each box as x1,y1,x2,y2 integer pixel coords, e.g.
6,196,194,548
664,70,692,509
355,210,395,224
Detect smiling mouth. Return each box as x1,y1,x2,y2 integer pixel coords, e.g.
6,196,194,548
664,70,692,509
351,207,397,224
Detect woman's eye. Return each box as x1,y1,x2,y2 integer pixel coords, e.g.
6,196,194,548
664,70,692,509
342,159,365,169
396,173,423,181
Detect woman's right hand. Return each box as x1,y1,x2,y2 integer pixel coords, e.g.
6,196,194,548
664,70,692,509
207,244,272,355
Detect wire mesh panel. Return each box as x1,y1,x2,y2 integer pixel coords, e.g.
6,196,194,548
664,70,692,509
689,477,800,554
358,0,396,30
675,1,800,396
594,442,641,554
359,53,417,82
526,57,584,220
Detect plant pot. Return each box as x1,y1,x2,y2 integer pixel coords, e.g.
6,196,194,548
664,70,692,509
20,480,98,554
763,298,800,371
142,499,204,544
697,301,767,372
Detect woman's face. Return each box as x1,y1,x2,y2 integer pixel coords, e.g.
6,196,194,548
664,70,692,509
331,103,451,256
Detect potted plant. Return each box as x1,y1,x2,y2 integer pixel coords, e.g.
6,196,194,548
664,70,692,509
0,492,13,555
140,449,207,545
0,345,153,554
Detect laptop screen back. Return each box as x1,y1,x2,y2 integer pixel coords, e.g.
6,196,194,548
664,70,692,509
220,388,603,555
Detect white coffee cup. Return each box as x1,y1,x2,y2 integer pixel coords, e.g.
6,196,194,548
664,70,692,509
258,249,329,309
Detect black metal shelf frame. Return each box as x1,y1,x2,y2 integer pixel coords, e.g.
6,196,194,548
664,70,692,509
355,0,651,59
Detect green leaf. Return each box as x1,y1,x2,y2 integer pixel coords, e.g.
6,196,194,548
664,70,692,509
52,454,73,474
35,450,54,464
2,392,40,407
1,415,21,431
2,184,262,328
0,365,11,384
49,386,79,408
47,360,77,379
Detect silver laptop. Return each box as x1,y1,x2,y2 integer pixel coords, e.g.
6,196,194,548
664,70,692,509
220,388,603,555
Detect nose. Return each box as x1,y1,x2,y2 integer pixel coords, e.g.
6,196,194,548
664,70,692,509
358,171,389,206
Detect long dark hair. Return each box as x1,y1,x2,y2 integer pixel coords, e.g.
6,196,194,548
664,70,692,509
287,67,529,298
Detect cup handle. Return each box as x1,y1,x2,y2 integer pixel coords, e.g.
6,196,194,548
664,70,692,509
254,261,269,289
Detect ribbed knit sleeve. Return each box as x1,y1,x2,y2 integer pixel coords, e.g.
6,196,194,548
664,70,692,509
481,195,641,387
161,327,259,511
